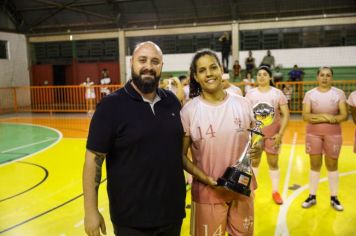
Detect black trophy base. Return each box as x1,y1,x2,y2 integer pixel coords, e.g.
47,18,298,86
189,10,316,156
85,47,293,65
217,166,252,196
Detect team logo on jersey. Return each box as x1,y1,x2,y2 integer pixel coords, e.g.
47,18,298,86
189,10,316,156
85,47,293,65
234,117,244,132
243,216,254,230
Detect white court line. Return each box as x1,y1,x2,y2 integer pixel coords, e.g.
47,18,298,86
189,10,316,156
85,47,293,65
1,137,57,153
274,170,356,236
0,122,63,167
274,132,297,236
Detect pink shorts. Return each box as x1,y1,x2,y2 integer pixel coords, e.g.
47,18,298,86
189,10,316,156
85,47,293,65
305,133,342,159
263,137,280,155
191,195,254,236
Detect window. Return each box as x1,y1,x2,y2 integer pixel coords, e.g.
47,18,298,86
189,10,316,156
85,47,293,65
0,40,9,59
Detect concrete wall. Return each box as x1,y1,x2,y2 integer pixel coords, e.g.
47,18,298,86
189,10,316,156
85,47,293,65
0,32,30,87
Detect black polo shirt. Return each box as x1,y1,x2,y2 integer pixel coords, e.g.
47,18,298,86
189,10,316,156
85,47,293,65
86,81,186,227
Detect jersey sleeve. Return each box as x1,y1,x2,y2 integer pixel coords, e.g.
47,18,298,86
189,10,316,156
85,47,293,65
277,89,288,105
337,88,346,102
303,90,312,105
180,102,192,137
347,91,356,106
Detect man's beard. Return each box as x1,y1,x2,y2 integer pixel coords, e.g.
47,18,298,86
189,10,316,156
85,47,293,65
132,69,160,94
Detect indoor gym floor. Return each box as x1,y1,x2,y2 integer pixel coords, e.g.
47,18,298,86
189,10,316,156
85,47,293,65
0,114,355,236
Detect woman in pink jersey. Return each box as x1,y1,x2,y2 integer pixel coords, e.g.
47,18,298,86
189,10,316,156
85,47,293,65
347,91,356,153
245,65,290,205
302,67,348,211
181,49,257,236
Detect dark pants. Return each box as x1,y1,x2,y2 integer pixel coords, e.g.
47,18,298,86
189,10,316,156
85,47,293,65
114,221,182,236
222,51,229,71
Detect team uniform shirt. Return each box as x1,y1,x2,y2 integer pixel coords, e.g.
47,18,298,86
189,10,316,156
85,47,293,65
225,84,243,96
245,87,288,138
303,87,346,158
303,87,346,135
181,94,254,204
347,91,356,153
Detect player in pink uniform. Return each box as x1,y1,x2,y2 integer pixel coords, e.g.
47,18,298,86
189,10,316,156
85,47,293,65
347,90,356,153
181,49,258,236
302,67,348,211
245,65,290,205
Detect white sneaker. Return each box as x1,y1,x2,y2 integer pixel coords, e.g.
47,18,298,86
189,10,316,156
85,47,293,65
331,197,344,211
302,195,316,208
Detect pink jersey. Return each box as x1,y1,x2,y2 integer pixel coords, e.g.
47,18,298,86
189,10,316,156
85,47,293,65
347,91,356,153
245,87,288,137
303,87,346,135
347,91,356,107
181,94,254,203
225,85,242,96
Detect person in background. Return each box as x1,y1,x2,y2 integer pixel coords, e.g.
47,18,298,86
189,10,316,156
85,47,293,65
178,75,190,104
273,65,284,84
160,76,185,103
233,60,241,81
260,50,275,69
347,91,356,153
221,73,242,96
218,31,231,72
301,67,348,211
82,76,96,113
288,65,304,82
282,84,293,110
83,41,186,236
245,65,290,205
181,48,257,236
242,72,255,96
245,50,256,75
100,68,111,96
288,64,304,109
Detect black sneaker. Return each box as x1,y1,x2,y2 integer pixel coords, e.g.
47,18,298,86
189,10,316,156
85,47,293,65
331,196,344,211
302,195,316,208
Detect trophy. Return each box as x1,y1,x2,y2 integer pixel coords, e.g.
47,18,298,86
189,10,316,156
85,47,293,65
217,102,275,196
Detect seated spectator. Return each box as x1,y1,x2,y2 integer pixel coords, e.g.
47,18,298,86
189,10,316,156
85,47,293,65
273,66,284,83
232,60,241,80
260,50,275,69
288,65,304,82
242,72,255,95
221,73,242,96
245,50,256,74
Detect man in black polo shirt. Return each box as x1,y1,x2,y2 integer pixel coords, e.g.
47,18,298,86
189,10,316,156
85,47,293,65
83,41,186,236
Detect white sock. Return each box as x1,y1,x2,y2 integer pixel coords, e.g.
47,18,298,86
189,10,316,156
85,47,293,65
252,167,259,178
269,169,280,192
309,170,320,195
328,171,339,196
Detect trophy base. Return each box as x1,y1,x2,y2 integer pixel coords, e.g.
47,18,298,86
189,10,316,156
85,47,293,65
217,167,252,197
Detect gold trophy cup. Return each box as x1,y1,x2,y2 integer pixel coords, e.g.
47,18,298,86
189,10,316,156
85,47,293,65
217,102,275,196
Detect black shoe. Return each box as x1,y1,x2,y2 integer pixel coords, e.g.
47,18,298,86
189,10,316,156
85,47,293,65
331,196,344,211
302,195,316,208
